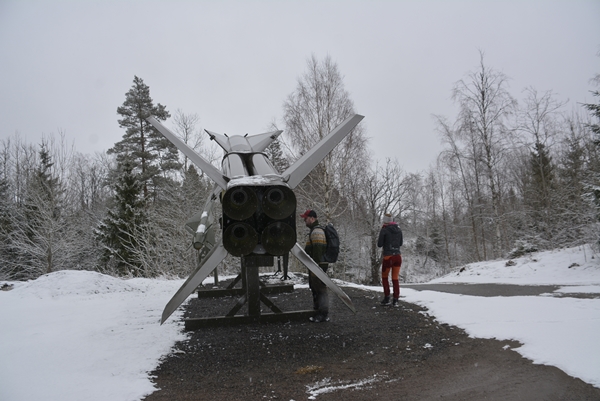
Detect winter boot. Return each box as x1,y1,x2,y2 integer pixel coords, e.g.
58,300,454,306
380,296,391,306
309,314,329,323
392,298,399,307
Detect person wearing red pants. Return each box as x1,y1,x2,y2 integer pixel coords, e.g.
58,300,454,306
377,213,403,306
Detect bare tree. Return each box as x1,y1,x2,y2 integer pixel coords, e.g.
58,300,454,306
359,158,408,284
451,51,517,257
283,54,369,221
436,116,484,261
173,109,202,172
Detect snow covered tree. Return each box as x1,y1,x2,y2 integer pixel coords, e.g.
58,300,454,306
0,176,15,279
96,161,147,276
136,165,211,277
109,76,181,201
4,143,70,279
582,82,600,228
522,142,556,241
583,86,600,138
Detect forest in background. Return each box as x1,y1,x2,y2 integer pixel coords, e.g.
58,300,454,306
1,53,599,284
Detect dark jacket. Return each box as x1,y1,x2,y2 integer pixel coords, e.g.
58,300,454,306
377,223,403,256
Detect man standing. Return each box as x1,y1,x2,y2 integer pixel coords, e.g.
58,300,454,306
301,209,329,322
377,213,403,306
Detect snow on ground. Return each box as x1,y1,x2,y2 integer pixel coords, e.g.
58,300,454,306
0,271,188,401
400,244,600,388
428,244,600,286
1,244,599,400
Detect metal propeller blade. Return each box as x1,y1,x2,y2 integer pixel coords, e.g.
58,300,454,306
146,116,228,189
282,114,364,189
161,241,228,324
290,243,356,313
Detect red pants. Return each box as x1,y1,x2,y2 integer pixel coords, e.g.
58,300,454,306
382,254,402,299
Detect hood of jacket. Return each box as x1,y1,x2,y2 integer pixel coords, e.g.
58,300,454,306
383,223,401,234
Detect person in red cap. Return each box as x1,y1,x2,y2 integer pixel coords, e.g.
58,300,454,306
300,209,329,322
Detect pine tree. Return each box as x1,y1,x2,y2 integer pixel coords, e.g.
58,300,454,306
96,161,147,276
109,76,181,201
520,141,556,243
264,138,289,174
7,143,67,278
582,88,600,223
552,129,593,246
560,131,585,201
529,141,555,210
0,176,15,279
583,89,600,137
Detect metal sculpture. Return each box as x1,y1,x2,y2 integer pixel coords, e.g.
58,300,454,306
147,114,364,327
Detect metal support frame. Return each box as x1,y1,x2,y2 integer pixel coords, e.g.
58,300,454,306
185,255,314,330
272,254,290,280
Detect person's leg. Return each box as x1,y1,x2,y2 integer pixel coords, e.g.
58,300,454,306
381,257,391,304
308,271,318,310
314,276,328,317
309,274,329,322
391,254,402,300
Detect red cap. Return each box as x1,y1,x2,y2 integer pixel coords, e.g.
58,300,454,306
300,209,317,218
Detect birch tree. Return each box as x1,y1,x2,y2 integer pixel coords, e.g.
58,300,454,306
283,55,369,221
451,52,517,257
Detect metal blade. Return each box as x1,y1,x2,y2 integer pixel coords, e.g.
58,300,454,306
282,114,364,189
146,116,228,189
245,130,282,152
290,243,356,313
161,241,228,324
205,130,282,153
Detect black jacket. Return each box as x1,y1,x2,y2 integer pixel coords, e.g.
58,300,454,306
377,223,403,256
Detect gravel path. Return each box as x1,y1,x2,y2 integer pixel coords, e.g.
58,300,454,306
143,281,600,401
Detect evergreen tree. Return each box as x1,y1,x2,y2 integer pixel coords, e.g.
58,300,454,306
96,161,147,276
7,143,67,278
529,142,555,210
552,128,593,246
0,176,15,279
582,88,600,223
583,89,600,137
560,131,585,200
520,141,556,243
264,138,289,174
109,76,181,201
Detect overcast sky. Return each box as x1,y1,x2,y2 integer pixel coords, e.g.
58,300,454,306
1,0,599,173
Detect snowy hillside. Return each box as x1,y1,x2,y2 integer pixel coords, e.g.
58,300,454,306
1,245,599,400
430,244,600,285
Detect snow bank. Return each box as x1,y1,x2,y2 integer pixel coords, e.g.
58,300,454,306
430,245,600,285
0,271,188,401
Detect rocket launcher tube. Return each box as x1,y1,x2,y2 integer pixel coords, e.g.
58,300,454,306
221,153,248,179
248,153,278,175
